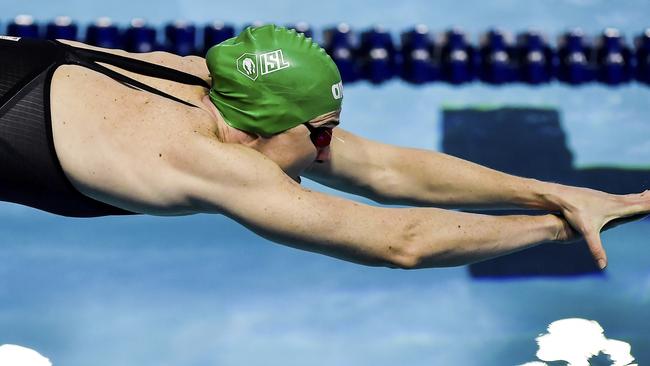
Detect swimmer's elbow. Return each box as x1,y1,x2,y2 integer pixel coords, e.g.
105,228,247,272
382,254,422,270
381,230,426,270
380,220,457,270
364,168,413,206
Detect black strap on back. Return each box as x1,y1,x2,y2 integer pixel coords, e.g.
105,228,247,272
57,41,211,108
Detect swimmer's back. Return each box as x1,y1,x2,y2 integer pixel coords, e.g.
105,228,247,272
49,41,223,214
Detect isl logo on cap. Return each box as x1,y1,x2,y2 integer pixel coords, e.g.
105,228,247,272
237,50,290,81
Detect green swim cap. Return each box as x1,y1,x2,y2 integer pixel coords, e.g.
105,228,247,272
206,25,343,136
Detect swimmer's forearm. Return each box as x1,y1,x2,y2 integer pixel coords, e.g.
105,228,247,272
380,148,562,210
404,211,562,268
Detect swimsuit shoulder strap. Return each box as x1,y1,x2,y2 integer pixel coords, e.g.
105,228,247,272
57,41,210,108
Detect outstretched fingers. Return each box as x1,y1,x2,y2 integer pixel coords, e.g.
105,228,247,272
623,190,650,214
599,190,650,231
583,229,607,270
640,189,650,210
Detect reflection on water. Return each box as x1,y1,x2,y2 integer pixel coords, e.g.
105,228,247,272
519,318,636,366
0,344,51,366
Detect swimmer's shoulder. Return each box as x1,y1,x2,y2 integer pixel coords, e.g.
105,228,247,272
57,39,211,83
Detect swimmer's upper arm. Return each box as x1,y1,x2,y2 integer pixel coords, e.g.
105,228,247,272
304,128,406,202
178,139,413,268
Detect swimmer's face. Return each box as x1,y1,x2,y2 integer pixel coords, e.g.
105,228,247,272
258,116,339,182
204,94,341,183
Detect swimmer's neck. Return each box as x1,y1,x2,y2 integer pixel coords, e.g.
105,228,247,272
199,96,311,183
201,95,257,146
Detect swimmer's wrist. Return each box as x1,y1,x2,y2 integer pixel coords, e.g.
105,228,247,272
518,179,565,211
545,213,575,242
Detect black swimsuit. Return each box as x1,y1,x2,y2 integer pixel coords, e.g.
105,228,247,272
0,37,210,217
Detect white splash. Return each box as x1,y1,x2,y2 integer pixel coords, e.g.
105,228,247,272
0,344,52,366
517,318,637,366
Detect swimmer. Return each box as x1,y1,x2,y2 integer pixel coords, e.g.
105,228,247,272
0,25,648,270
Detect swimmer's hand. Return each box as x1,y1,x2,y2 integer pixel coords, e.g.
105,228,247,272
551,187,650,270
